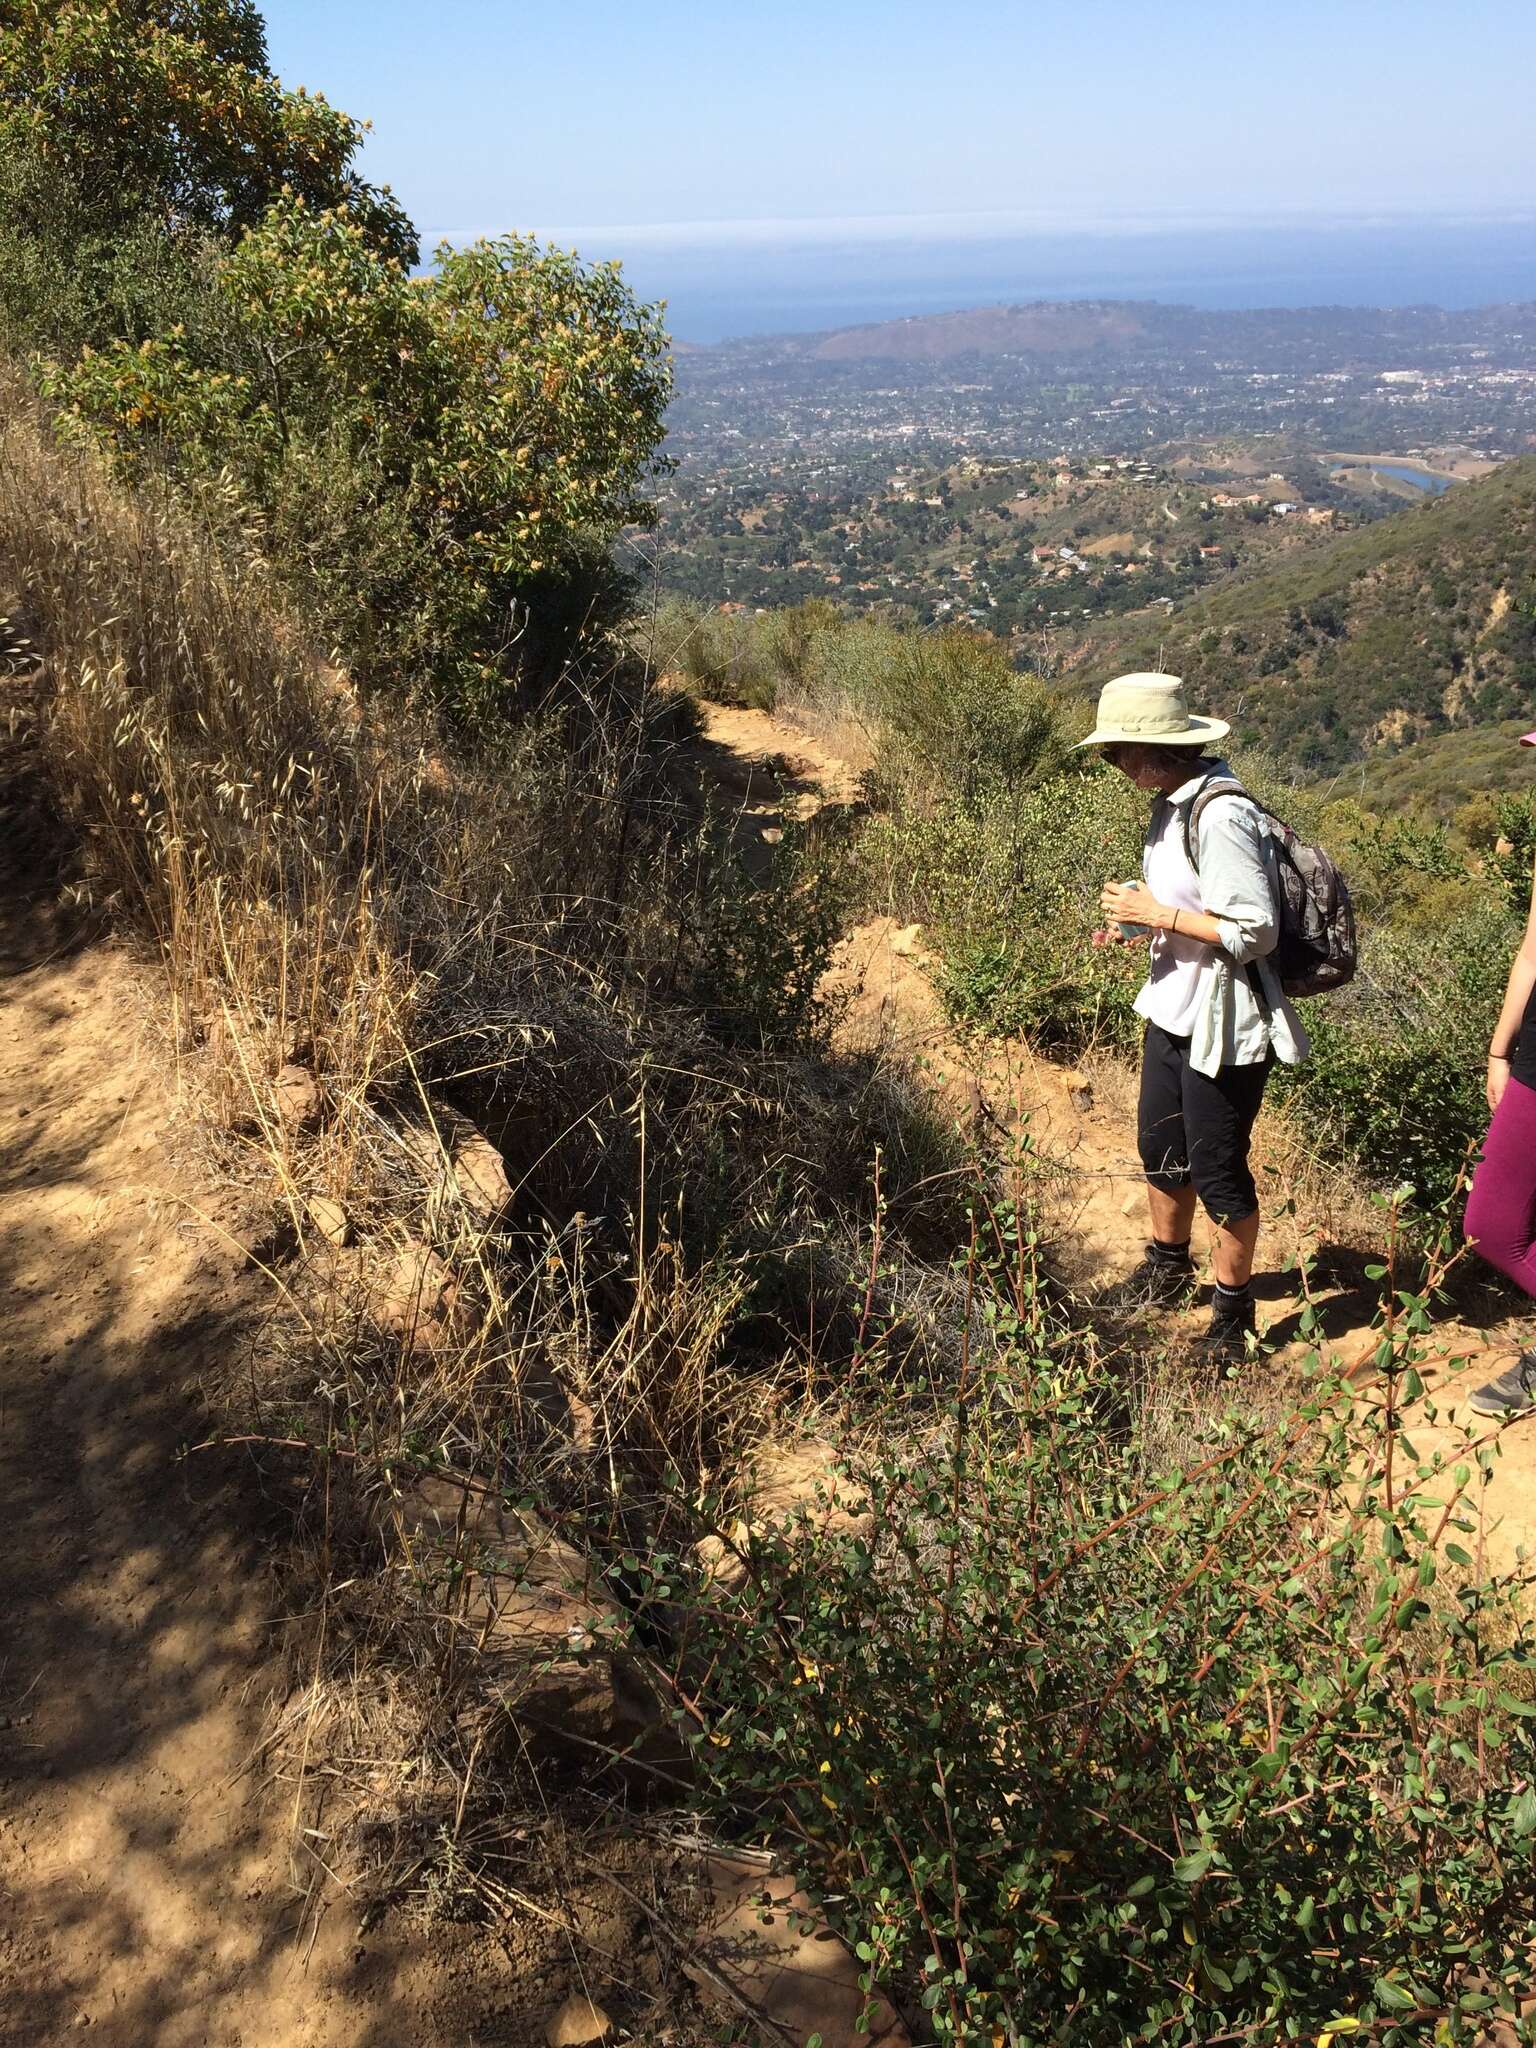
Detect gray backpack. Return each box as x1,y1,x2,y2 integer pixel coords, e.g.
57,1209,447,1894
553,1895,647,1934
1179,776,1357,1000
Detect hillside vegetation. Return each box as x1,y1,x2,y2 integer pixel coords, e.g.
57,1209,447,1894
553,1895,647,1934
0,0,671,722
18,383,1536,2046
7,9,1536,2047
656,444,1366,639
1076,456,1536,774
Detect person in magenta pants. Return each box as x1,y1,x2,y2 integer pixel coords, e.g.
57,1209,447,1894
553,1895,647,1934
1465,727,1536,1418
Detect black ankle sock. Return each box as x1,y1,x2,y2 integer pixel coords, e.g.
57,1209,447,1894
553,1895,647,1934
1214,1280,1253,1308
1149,1237,1193,1267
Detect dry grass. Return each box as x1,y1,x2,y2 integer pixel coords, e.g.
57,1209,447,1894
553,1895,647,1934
0,376,981,1935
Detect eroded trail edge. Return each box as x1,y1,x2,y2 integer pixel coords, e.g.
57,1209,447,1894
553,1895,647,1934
0,787,490,2045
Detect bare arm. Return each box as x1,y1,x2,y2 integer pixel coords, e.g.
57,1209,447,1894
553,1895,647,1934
1100,801,1272,953
1099,881,1222,945
1486,855,1536,1111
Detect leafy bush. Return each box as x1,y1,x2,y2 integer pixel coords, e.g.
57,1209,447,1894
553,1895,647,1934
1275,905,1517,1210
0,1,413,246
4,6,670,721
43,201,671,712
0,144,224,361
861,629,1067,813
861,765,1145,1050
690,827,852,1046
656,598,785,709
671,1199,1536,2045
1484,791,1536,916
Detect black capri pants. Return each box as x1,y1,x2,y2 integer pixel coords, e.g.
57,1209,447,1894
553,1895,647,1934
1137,1022,1272,1227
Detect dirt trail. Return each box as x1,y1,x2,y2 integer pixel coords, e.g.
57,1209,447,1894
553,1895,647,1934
0,766,503,2042
698,695,1536,1578
681,693,866,878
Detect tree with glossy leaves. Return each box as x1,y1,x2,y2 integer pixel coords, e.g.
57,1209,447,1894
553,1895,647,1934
0,0,414,261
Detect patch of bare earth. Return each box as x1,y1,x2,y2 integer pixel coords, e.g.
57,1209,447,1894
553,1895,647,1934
668,689,868,883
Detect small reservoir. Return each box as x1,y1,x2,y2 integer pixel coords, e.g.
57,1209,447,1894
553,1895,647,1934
1331,459,1459,495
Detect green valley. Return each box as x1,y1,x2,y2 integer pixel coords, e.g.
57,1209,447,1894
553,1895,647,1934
1070,453,1536,774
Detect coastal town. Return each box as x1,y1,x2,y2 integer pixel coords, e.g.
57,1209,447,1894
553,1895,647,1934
648,298,1533,645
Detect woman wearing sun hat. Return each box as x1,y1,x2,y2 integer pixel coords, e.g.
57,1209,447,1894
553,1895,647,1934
1084,673,1309,1362
1461,726,1536,1420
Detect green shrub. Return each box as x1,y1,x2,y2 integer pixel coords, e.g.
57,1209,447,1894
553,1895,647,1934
8,10,670,720
865,630,1067,812
0,145,223,361
1275,904,1516,1208
668,1203,1536,2045
1484,791,1536,916
43,200,671,713
689,827,852,1047
862,765,1145,1051
665,601,784,709
0,1,414,259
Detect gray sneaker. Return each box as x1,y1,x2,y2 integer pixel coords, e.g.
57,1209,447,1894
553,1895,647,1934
1467,1349,1536,1420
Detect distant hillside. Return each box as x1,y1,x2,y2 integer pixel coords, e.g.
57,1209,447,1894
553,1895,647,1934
654,443,1363,634
1068,457,1536,775
695,296,1536,367
1322,717,1534,815
808,301,1154,363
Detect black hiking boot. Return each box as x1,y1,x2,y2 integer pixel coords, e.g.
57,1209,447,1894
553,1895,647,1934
1193,1286,1257,1365
1106,1244,1197,1313
1467,1349,1536,1421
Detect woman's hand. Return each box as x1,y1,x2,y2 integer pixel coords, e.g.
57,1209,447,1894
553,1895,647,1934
1489,1053,1512,1114
1099,881,1167,932
1090,925,1146,949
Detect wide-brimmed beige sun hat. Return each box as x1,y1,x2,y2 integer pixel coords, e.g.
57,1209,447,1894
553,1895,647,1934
1075,672,1230,748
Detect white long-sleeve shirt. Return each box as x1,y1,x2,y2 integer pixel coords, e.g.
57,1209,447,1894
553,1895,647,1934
1133,762,1310,1078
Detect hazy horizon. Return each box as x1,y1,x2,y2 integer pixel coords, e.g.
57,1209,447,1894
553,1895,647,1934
549,215,1536,346
260,5,1536,223
255,1,1536,344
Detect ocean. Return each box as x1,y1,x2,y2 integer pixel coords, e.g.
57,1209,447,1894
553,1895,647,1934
596,217,1536,345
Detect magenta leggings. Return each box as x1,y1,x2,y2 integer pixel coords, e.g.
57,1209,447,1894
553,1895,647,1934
1465,1072,1536,1295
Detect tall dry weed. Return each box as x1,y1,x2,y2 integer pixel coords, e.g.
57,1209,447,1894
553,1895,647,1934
0,376,978,1907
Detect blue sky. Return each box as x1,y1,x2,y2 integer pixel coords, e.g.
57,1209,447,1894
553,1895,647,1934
260,0,1536,250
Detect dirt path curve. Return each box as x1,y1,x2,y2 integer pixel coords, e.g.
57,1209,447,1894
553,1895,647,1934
0,753,490,2043
680,693,866,878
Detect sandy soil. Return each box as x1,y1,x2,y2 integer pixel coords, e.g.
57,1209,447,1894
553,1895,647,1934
0,727,529,2045
681,691,867,880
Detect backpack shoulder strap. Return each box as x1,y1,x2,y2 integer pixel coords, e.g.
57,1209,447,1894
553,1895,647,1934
1178,776,1250,873
1177,776,1276,1019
